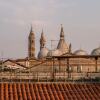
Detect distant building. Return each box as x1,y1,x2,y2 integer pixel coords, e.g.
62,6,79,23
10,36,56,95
28,26,35,59
38,25,71,59
0,24,100,81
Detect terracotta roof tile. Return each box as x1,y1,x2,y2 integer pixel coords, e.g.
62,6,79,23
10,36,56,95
0,83,99,100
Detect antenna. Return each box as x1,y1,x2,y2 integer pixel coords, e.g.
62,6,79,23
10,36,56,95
50,39,59,50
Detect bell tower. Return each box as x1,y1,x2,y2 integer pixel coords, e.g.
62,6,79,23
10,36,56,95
28,26,35,59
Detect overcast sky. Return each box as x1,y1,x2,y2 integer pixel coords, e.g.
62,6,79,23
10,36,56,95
0,0,100,59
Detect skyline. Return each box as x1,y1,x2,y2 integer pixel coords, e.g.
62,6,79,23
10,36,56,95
0,0,100,58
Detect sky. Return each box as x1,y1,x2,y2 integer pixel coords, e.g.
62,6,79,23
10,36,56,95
0,0,100,59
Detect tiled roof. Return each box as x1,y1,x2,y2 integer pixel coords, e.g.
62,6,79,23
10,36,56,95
3,59,27,68
0,83,99,100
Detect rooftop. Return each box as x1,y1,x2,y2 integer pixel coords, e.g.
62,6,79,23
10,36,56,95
0,82,99,100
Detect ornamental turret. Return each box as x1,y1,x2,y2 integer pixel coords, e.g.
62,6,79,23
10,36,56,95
38,29,49,59
57,24,69,54
40,29,46,50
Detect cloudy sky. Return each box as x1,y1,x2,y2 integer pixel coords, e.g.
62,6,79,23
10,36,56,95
0,0,100,59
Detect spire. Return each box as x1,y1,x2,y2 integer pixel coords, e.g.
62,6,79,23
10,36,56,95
30,24,33,33
61,24,64,32
41,29,45,40
42,28,43,34
29,24,34,39
40,29,46,49
69,43,72,53
60,24,64,39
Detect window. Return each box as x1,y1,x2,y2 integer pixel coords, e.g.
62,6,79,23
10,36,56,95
77,65,82,73
66,66,73,72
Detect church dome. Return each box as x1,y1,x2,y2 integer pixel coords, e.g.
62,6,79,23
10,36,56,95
74,49,88,55
47,49,62,57
38,47,49,59
91,47,100,55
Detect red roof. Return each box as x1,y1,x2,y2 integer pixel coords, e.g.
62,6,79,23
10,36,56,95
0,83,99,100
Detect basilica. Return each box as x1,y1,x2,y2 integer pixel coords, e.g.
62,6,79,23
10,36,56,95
28,25,100,60
1,25,100,82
